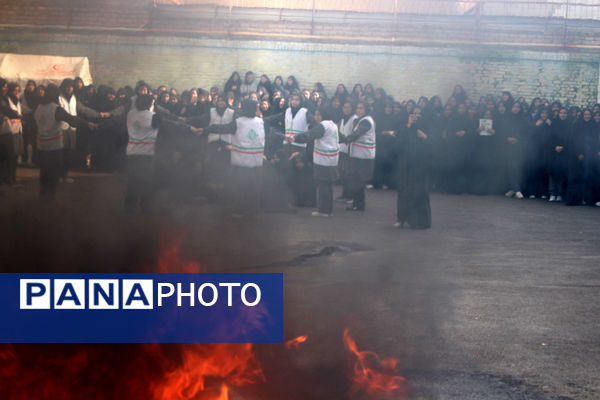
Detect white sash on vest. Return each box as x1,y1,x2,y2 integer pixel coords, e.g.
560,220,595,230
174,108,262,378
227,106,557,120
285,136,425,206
6,97,22,134
313,120,339,167
126,108,159,156
231,117,265,168
349,115,376,159
284,107,308,148
208,108,235,144
58,95,77,131
34,103,64,151
338,115,356,154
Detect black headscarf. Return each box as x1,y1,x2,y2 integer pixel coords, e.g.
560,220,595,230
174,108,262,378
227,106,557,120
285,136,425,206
258,75,273,97
225,72,241,98
7,82,20,105
60,78,75,100
501,91,515,109
92,85,116,112
0,78,7,100
569,109,596,157
241,99,257,118
550,107,570,147
284,76,299,95
289,95,303,118
273,76,285,94
24,80,38,109
43,84,60,105
316,106,331,122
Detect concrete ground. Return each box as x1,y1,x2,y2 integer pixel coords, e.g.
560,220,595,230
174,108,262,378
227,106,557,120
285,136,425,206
1,168,599,400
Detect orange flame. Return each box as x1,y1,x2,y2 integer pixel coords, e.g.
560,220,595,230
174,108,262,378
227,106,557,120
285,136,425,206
343,328,409,399
152,343,265,400
284,335,308,350
152,228,264,400
215,383,229,400
156,227,204,273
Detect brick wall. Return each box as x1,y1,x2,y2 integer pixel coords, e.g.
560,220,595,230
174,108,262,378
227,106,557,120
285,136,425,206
0,29,598,106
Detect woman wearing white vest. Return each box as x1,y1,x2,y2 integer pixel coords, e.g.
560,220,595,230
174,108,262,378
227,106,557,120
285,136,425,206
33,84,99,199
287,107,339,217
263,93,314,208
206,95,235,194
263,93,311,157
3,83,24,185
58,78,107,180
205,99,265,215
341,101,376,211
125,94,201,213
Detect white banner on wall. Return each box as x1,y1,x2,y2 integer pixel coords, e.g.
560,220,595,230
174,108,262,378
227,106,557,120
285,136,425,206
0,53,93,87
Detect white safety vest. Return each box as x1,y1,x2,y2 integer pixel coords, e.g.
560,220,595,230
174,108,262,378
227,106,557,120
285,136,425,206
34,103,64,151
284,107,308,148
349,115,376,159
313,120,339,167
338,115,356,154
6,97,22,134
58,95,77,131
231,117,265,168
126,108,159,156
208,107,235,144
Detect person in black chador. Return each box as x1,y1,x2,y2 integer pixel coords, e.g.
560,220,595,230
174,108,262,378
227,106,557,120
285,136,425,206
566,109,599,206
288,151,316,208
394,106,431,229
501,102,529,199
444,102,473,194
471,109,502,195
522,108,551,199
373,99,398,190
547,107,569,202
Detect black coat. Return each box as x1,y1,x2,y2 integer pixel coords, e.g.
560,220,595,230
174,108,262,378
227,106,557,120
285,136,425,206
395,121,431,229
547,118,569,176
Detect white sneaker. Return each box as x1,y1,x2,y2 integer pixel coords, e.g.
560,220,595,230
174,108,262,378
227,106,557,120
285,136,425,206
549,195,556,202
596,202,600,207
393,222,403,228
505,190,515,197
556,196,563,202
311,211,331,217
365,184,374,190
382,185,389,190
529,195,536,199
515,191,524,199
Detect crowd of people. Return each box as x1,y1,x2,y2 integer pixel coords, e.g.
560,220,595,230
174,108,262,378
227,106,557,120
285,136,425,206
1,71,599,228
